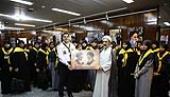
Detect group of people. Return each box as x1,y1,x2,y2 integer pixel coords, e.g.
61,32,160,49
0,40,55,94
0,32,170,97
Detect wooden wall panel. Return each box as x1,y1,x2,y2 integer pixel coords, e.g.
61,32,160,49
143,26,157,40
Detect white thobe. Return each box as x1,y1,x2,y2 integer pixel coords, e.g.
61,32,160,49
93,46,112,97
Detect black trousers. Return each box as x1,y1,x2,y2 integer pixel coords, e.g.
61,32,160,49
1,71,12,94
58,61,72,97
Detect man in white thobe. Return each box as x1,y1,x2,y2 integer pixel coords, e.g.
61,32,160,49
93,35,113,97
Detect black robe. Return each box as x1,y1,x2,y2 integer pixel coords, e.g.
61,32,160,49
0,48,13,94
151,51,170,97
117,48,139,97
27,48,38,82
36,49,49,90
11,47,31,92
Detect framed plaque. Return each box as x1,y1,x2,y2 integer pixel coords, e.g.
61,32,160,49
71,50,100,70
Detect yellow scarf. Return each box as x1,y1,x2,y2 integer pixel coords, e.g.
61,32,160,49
39,48,49,64
153,48,160,53
14,47,28,61
33,47,39,52
119,48,134,67
24,48,30,53
86,46,94,50
2,48,13,64
156,51,169,73
136,49,141,56
138,49,153,66
135,49,153,73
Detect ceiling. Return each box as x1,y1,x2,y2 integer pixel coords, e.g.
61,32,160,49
0,0,169,30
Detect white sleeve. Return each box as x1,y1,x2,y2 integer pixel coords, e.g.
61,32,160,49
57,44,69,66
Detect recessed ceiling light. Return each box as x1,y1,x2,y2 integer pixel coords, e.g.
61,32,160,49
52,8,81,16
15,23,36,27
10,0,33,5
41,5,46,8
122,0,134,3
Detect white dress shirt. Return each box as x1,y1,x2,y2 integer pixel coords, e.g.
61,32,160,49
57,42,75,66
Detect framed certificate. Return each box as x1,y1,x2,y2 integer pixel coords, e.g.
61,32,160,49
71,50,100,70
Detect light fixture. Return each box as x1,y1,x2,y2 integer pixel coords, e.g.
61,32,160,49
100,20,113,27
68,20,71,27
0,13,52,23
0,22,5,30
146,22,157,25
31,30,36,35
83,18,86,24
73,25,101,31
15,23,36,27
0,26,25,30
164,22,170,26
122,0,134,3
105,13,109,20
52,8,81,16
28,18,52,23
10,0,33,5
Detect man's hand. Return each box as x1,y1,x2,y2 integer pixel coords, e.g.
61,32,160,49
15,68,19,72
36,68,40,72
68,64,72,70
134,73,139,79
154,72,160,76
9,67,13,72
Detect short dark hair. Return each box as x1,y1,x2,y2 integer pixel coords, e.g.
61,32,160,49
152,41,159,48
160,43,168,50
129,31,138,38
143,40,152,49
41,43,48,50
61,33,70,41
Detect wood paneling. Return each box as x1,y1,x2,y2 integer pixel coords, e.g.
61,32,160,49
143,25,157,40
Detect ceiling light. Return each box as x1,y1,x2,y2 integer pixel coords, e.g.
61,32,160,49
52,8,81,16
0,26,24,30
164,22,170,26
122,0,134,3
73,25,101,31
27,18,52,23
0,13,13,18
31,30,36,35
10,0,33,5
100,20,113,27
0,13,52,23
15,23,36,27
147,22,157,25
41,5,46,8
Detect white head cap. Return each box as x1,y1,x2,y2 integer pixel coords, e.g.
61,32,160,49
102,35,112,42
